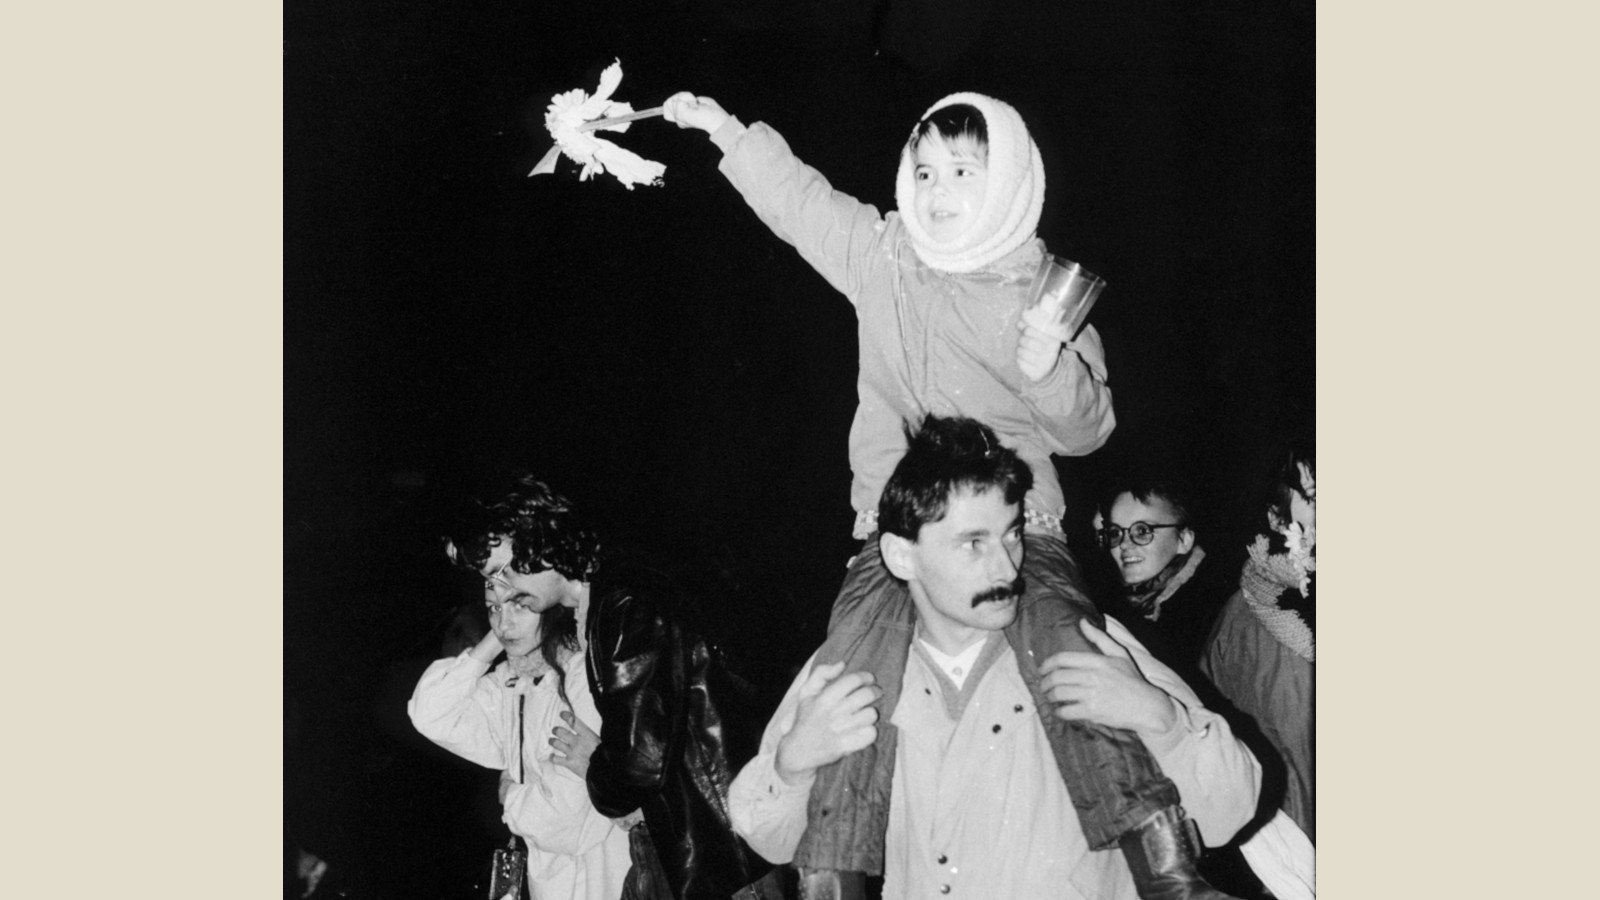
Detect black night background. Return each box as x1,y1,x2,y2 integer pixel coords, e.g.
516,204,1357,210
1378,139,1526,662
284,1,1312,895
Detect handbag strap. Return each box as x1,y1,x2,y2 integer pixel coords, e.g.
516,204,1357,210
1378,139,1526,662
516,693,526,784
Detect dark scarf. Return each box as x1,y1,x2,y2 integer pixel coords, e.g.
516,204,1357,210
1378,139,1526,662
1122,546,1206,621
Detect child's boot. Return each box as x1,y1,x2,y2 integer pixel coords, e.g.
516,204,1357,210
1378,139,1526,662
1118,806,1246,900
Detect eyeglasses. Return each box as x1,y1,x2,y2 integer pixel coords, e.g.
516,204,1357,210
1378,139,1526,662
482,558,515,590
1097,522,1182,549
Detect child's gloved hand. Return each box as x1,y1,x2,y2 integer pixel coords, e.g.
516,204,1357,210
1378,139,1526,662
1016,303,1072,381
663,92,731,134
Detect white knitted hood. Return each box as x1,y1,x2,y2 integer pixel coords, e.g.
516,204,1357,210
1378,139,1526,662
894,92,1046,274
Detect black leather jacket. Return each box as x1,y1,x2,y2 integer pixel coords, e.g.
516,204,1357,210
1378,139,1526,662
585,573,776,899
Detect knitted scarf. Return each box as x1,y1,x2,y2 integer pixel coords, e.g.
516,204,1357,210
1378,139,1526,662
893,92,1046,273
1238,534,1316,662
1123,545,1206,622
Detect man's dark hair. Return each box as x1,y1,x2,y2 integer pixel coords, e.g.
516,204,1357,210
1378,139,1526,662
443,472,601,705
878,414,1031,540
1098,479,1195,531
446,473,602,581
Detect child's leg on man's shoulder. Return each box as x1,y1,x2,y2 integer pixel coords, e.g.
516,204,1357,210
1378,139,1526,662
793,537,914,874
1010,532,1104,662
810,537,914,709
1006,531,1181,850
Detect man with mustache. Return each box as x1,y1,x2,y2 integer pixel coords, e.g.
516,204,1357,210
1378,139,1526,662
729,416,1262,898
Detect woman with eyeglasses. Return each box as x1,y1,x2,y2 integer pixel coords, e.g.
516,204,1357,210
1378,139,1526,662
1090,479,1240,672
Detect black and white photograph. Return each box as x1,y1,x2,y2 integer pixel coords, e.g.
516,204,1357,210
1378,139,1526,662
285,2,1315,898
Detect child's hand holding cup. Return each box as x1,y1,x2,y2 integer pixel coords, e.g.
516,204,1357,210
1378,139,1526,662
1016,255,1107,381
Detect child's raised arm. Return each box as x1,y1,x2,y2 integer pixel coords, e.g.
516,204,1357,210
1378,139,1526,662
661,90,889,305
662,92,732,135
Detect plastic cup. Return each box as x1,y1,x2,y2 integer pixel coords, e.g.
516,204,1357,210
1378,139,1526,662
1026,254,1106,340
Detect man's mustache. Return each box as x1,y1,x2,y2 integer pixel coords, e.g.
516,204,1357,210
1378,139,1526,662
971,578,1024,608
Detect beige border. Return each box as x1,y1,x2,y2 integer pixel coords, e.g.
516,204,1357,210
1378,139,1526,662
1318,3,1596,896
5,4,281,896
